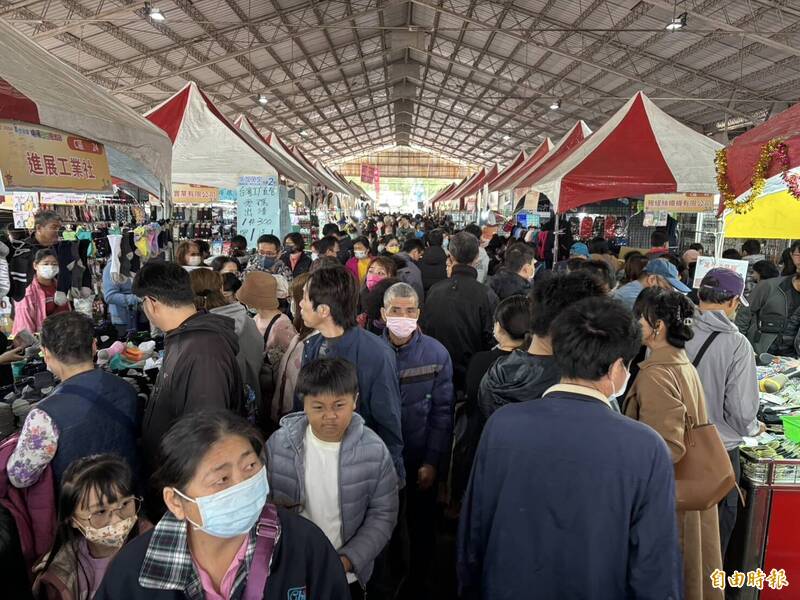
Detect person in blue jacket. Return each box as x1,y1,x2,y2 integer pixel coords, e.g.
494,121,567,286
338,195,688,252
381,282,453,598
299,265,405,482
102,261,143,338
458,296,681,600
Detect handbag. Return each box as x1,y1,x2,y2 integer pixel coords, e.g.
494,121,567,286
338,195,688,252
243,503,281,600
674,331,736,511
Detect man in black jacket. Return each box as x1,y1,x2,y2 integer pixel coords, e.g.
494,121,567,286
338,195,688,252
479,271,606,419
487,243,536,300
8,210,62,300
134,262,243,473
421,231,498,395
419,229,448,292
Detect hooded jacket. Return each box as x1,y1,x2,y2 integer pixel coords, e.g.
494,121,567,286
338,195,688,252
211,302,264,414
382,328,454,469
685,310,760,450
142,312,243,472
266,412,398,585
487,268,531,300
419,246,448,292
478,349,560,420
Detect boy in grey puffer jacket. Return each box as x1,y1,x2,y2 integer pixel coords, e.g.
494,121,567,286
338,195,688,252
266,358,398,593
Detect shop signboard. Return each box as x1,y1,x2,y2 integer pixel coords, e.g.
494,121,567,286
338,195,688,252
219,188,237,203
40,192,86,205
692,256,750,289
644,193,715,213
360,164,375,184
12,191,39,228
173,183,219,204
237,175,279,249
643,211,668,227
0,121,112,193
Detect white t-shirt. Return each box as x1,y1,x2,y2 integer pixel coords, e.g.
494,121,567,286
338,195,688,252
300,427,357,583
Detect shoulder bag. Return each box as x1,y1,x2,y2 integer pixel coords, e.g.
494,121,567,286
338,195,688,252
674,332,736,511
243,503,281,600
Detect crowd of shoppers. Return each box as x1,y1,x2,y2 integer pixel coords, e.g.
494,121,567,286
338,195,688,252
1,207,798,600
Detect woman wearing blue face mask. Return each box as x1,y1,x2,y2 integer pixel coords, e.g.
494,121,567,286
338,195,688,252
95,410,350,600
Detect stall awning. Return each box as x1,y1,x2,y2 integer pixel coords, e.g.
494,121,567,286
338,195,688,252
528,92,722,212
489,139,553,193
724,170,800,239
288,145,352,197
234,116,318,186
723,102,800,199
510,121,593,193
487,150,526,189
145,82,276,189
0,19,171,195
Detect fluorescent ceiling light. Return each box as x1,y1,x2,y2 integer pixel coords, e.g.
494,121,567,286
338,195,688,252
258,94,268,105
665,12,687,30
146,4,165,21
550,99,561,110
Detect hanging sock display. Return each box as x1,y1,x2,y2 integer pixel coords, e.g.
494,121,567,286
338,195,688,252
108,233,123,281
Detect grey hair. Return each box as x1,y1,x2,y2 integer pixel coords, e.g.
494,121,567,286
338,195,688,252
34,210,62,228
383,282,419,308
448,231,479,265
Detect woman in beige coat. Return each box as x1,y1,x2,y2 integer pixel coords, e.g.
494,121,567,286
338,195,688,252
624,287,723,600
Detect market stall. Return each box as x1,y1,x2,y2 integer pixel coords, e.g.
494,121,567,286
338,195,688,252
145,82,284,248
717,102,800,243
728,358,800,600
0,21,172,198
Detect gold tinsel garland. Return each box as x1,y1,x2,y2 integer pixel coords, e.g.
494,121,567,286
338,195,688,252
716,138,800,214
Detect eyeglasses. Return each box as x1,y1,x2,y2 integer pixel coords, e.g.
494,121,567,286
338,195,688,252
78,496,141,529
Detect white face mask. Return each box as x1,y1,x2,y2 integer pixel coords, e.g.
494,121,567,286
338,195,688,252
311,252,319,261
609,365,631,403
38,265,59,280
354,250,368,260
187,256,203,267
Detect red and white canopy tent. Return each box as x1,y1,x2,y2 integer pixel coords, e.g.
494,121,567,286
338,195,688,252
486,150,526,190
719,101,800,239
506,121,594,193
289,145,353,197
146,82,277,189
436,168,484,209
0,19,172,195
525,92,722,213
489,139,553,193
234,115,318,186
429,182,456,209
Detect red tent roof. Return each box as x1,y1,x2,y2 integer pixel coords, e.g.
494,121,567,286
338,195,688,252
527,92,722,212
430,183,455,207
460,164,498,198
723,102,800,198
489,139,553,192
488,151,526,187
440,169,483,204
513,121,593,190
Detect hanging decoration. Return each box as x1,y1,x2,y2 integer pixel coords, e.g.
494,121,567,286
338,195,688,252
717,138,800,214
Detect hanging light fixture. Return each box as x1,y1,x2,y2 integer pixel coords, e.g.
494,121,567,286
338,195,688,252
258,94,268,105
550,99,561,110
145,3,166,21
665,12,687,30
503,134,511,141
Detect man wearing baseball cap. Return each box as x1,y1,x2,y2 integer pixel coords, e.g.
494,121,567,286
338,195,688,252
684,268,760,562
613,258,688,310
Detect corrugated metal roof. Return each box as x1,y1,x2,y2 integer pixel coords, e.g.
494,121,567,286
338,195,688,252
1,0,796,166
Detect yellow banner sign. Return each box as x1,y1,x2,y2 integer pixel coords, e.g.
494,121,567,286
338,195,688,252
643,193,715,213
0,121,112,193
173,183,219,204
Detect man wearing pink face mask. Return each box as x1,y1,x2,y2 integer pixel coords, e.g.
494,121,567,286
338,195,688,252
381,282,453,598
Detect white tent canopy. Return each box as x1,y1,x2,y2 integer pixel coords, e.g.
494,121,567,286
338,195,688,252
234,116,319,186
0,19,172,196
145,82,276,189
